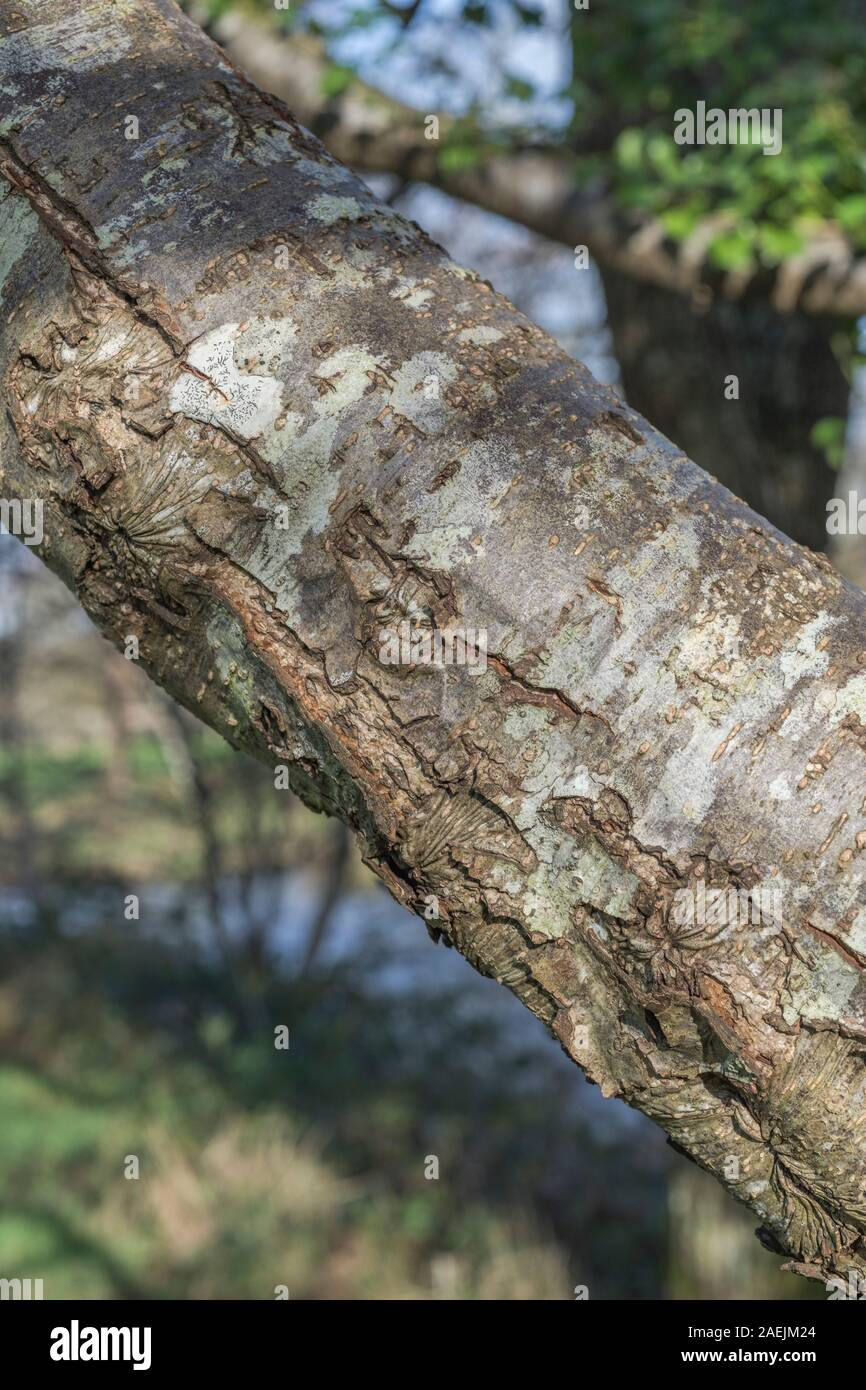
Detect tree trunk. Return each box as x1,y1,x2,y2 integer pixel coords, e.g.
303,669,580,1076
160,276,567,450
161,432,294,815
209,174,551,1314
600,267,846,552
1,0,866,1286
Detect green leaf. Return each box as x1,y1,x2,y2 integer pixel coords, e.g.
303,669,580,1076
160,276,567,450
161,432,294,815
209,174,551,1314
646,133,681,177
707,226,755,271
810,416,846,469
837,195,866,234
504,75,535,101
756,223,805,262
439,143,482,173
615,128,645,172
320,64,354,99
660,205,702,240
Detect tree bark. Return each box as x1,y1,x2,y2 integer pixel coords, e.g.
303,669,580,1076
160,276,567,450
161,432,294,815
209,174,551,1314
1,0,866,1286
600,267,847,552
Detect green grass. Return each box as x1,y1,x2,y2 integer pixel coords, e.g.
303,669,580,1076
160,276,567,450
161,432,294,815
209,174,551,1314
0,915,669,1299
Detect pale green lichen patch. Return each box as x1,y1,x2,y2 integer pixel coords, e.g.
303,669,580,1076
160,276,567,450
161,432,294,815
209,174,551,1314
388,351,457,434
238,344,390,619
535,519,703,717
782,948,860,1028
522,820,640,940
0,4,136,79
521,822,583,938
308,193,365,225
779,613,836,689
500,707,599,825
0,70,67,132
848,906,866,959
401,434,513,570
570,838,641,920
233,317,299,378
390,281,433,310
307,344,385,418
823,671,866,725
457,325,503,345
169,321,286,441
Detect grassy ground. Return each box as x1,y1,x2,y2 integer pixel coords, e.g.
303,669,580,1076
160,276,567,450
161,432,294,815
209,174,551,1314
0,915,667,1299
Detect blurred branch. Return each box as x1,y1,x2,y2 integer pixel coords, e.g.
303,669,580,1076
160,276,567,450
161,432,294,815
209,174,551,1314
162,702,233,963
209,8,866,317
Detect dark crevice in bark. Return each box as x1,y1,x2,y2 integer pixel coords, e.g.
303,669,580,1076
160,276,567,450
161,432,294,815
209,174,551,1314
0,140,187,354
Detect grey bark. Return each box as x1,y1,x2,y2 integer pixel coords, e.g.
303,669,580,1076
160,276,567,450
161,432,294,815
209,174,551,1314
1,0,866,1287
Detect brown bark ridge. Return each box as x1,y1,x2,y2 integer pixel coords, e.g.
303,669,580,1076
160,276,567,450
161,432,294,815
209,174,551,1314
1,0,865,1285
207,7,866,321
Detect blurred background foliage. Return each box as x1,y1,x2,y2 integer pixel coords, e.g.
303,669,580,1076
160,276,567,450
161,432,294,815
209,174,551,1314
224,0,866,272
569,0,866,270
1,0,857,1299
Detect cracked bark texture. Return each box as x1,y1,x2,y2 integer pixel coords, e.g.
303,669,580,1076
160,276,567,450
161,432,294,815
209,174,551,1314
1,0,866,1286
